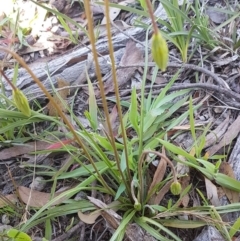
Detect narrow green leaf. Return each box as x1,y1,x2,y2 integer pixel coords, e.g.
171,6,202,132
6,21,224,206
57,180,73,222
229,217,240,238
87,72,98,130
110,210,136,241
129,87,139,134
189,97,196,141
161,219,206,228
115,183,126,200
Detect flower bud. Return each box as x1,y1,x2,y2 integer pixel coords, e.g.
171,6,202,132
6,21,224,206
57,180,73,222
170,181,182,195
134,201,142,211
13,88,31,117
151,31,169,71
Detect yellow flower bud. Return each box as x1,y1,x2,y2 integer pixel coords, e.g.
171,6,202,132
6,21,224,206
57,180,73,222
170,181,182,195
151,31,169,71
13,88,31,117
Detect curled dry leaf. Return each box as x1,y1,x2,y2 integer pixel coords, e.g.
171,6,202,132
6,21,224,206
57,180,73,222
78,210,101,224
18,186,68,208
88,197,121,231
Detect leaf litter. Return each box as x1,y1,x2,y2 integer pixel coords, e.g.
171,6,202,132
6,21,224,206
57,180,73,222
1,0,240,240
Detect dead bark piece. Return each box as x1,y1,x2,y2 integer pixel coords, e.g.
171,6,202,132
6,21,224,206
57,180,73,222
126,223,157,241
207,115,240,156
193,226,225,241
88,196,121,233
204,115,229,149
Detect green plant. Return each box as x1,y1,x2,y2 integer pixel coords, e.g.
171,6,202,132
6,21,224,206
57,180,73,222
1,0,240,240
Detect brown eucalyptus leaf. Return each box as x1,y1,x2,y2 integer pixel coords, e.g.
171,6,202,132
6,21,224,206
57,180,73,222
78,210,101,224
219,162,239,203
47,78,70,116
98,41,143,97
18,186,68,208
205,178,220,206
179,175,190,207
0,194,18,208
0,141,51,160
149,180,173,205
148,158,167,197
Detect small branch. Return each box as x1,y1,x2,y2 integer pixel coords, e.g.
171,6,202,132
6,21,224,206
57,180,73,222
119,62,229,88
51,222,84,241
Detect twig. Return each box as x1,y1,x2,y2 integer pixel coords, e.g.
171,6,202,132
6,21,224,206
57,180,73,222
120,83,240,108
51,221,84,241
119,62,229,88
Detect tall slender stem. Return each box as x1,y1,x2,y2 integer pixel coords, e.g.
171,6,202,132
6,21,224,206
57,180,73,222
0,47,114,196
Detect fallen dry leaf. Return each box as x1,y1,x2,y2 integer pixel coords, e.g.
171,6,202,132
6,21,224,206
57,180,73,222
207,115,240,156
78,210,101,224
18,186,68,208
101,0,134,24
88,197,121,230
219,162,239,203
205,178,220,206
0,141,51,160
102,105,119,136
101,4,121,24
148,157,167,204
97,40,143,97
47,78,70,116
0,194,18,208
179,175,190,207
149,180,173,205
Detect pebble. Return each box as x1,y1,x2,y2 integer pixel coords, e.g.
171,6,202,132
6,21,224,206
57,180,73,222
1,214,10,225
29,177,46,191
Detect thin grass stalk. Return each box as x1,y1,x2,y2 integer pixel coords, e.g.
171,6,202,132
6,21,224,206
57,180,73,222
103,0,132,192
138,150,178,204
0,47,114,196
83,0,132,197
138,0,155,154
138,28,150,155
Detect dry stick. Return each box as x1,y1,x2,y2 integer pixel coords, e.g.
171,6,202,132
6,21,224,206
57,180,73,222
51,221,84,241
120,62,229,88
119,82,240,105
